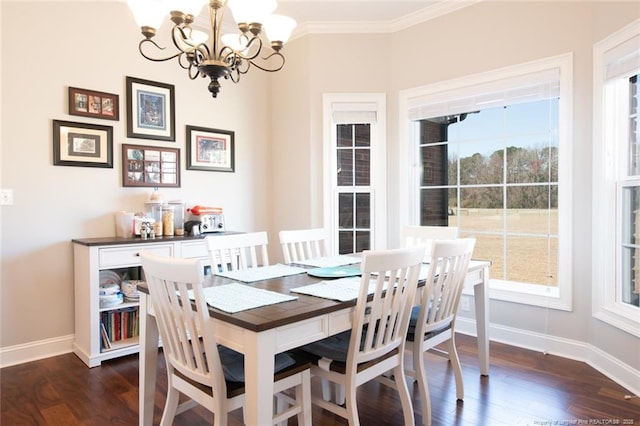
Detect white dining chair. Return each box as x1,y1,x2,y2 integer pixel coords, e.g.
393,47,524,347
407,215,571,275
298,246,426,426
405,238,476,426
205,231,269,273
140,251,312,426
403,225,459,259
278,228,329,264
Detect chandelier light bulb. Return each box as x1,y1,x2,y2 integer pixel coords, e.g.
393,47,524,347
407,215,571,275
221,33,248,52
127,0,168,31
165,0,207,16
189,29,209,45
227,0,277,25
264,14,296,44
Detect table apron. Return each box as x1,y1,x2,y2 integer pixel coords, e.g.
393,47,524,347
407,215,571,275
214,308,354,354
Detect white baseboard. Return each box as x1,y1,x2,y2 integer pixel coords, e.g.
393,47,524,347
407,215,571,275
586,344,640,399
456,317,640,398
2,325,640,400
0,334,74,368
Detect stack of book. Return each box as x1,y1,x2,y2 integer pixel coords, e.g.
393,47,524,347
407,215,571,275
100,307,139,350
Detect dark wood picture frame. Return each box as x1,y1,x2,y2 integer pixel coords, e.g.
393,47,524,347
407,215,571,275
68,87,119,121
122,143,180,187
53,120,113,168
126,76,175,141
186,125,235,172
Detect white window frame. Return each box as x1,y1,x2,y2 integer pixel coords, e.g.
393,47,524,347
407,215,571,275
593,19,640,337
323,93,387,254
399,54,573,310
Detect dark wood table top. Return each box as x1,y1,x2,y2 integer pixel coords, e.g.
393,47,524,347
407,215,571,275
138,265,358,333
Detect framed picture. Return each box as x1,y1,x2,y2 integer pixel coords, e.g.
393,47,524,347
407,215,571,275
53,120,113,168
126,76,175,141
68,87,119,121
186,125,235,172
122,144,180,187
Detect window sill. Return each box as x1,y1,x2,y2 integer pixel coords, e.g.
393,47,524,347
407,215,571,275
593,303,640,338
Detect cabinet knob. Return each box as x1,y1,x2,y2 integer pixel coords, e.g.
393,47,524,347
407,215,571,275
135,252,140,257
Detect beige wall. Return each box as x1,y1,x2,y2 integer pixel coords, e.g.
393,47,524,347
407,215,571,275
1,0,639,384
0,1,274,349
270,0,640,376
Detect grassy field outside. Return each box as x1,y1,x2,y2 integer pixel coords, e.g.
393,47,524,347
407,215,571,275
449,208,559,286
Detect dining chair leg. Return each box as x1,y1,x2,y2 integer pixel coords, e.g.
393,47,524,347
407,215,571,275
160,382,180,426
321,379,347,405
274,396,286,426
393,362,416,426
214,410,229,426
445,337,464,400
298,370,313,426
413,349,432,426
321,378,332,401
334,382,346,405
345,382,360,426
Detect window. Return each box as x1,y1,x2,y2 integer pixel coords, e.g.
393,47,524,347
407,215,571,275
323,94,387,254
418,100,559,286
337,123,372,253
399,54,573,310
593,19,640,336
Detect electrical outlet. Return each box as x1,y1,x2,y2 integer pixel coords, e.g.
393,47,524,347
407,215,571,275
460,297,470,312
0,189,14,205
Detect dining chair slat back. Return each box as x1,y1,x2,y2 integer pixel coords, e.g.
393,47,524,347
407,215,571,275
403,225,459,260
206,231,269,273
299,246,426,426
279,228,329,264
140,251,228,424
406,238,476,426
140,251,312,426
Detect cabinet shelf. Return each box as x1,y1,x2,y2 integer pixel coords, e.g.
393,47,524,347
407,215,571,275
99,301,139,313
72,235,214,367
101,336,139,353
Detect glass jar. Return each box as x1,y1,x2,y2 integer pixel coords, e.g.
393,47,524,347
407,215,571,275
145,201,163,236
168,200,186,236
161,205,174,236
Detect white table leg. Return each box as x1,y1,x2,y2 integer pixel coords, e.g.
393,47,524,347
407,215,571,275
243,329,277,426
139,293,159,426
473,264,490,376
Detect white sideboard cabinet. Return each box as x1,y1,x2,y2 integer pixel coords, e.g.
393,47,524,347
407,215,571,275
72,234,224,367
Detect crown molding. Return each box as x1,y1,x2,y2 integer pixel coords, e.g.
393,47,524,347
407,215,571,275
291,0,480,38
5,0,479,36
390,0,481,33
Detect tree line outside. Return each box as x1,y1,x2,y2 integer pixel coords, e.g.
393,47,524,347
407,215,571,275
447,144,558,210
432,143,559,286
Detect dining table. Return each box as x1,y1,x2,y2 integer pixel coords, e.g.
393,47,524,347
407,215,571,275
137,256,491,426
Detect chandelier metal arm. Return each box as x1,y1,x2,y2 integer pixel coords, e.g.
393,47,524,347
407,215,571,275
227,68,241,83
237,35,263,61
138,39,185,63
247,52,285,73
131,0,295,98
187,62,200,79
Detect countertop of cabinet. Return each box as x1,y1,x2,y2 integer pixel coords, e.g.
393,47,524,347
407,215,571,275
72,232,240,247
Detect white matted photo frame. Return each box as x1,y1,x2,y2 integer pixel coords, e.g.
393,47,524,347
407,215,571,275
122,143,180,188
186,125,235,172
53,120,113,168
126,76,175,141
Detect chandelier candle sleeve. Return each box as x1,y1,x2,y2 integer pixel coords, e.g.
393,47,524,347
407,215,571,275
126,0,296,98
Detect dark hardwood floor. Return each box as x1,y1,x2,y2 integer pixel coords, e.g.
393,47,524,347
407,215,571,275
2,334,638,425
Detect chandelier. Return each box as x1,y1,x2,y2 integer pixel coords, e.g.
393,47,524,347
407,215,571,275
127,0,297,98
